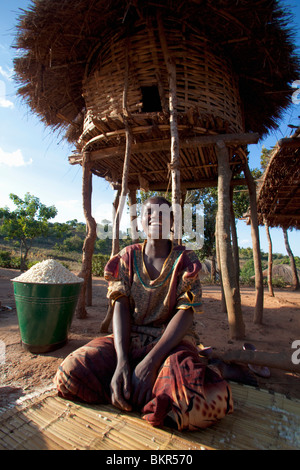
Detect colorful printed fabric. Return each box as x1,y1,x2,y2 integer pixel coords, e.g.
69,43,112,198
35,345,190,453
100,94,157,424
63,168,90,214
54,336,233,431
104,241,203,347
54,242,233,430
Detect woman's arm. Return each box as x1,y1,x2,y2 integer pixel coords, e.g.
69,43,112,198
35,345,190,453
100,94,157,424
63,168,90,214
110,296,132,411
131,307,194,408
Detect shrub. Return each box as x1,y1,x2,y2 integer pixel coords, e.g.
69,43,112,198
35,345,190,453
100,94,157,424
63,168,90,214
0,251,21,269
240,258,255,285
0,250,12,268
92,254,110,277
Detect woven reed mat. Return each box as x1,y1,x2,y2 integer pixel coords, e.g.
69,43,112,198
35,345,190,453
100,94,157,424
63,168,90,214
0,383,299,450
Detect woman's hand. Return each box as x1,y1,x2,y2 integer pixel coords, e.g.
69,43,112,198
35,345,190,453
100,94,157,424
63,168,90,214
131,308,194,409
131,357,158,409
110,359,132,411
111,296,132,411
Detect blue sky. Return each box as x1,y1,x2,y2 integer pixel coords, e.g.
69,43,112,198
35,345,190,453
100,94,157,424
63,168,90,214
0,0,299,256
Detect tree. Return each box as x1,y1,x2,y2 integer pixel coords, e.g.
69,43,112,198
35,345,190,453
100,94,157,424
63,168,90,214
0,193,57,271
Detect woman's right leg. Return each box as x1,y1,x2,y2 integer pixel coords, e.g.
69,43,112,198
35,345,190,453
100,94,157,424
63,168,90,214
54,335,116,403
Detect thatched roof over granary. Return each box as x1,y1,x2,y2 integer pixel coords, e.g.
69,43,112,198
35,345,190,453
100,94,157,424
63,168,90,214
257,127,300,229
13,0,299,190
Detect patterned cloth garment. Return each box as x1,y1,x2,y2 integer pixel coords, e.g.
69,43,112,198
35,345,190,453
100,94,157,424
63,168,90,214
54,242,233,430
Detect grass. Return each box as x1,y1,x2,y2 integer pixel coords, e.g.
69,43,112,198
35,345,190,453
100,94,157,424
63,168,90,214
0,242,82,273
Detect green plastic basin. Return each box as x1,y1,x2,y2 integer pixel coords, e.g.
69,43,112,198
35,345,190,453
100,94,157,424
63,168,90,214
12,280,83,353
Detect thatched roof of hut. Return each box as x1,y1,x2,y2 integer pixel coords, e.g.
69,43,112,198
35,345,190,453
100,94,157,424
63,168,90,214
14,0,299,142
257,127,300,229
261,264,300,283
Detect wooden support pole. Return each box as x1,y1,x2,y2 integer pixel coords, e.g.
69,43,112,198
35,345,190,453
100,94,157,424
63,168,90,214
76,152,97,319
243,161,264,324
283,228,300,290
264,216,274,297
128,188,139,243
157,13,181,243
72,132,259,161
230,185,240,286
216,141,245,339
215,208,227,313
111,189,120,258
100,43,132,333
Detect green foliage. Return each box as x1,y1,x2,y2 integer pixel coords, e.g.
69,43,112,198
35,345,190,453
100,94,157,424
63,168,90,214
239,258,255,285
55,235,84,252
92,254,110,277
260,146,272,170
0,250,12,268
0,193,57,270
0,250,21,269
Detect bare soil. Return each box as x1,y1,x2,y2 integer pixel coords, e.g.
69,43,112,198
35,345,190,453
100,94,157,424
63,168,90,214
0,267,299,411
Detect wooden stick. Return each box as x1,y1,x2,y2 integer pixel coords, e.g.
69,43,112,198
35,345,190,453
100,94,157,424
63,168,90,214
147,177,247,191
75,133,260,163
230,184,240,287
111,189,120,257
211,349,300,374
112,41,132,243
157,12,181,242
128,188,139,243
264,216,274,297
101,42,132,333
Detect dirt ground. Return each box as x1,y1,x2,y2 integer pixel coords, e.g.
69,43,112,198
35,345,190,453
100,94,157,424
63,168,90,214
0,267,299,412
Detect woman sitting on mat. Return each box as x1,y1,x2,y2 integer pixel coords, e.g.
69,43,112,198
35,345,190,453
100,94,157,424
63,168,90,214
54,196,233,431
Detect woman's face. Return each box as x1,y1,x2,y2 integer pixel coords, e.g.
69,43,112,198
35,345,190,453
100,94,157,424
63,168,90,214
141,198,173,240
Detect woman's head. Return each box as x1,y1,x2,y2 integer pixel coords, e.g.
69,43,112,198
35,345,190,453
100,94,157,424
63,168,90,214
141,196,174,240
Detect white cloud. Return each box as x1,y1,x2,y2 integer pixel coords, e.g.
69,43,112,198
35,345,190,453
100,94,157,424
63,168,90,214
0,148,33,167
239,239,251,245
53,199,83,222
0,79,14,108
0,96,14,108
57,199,80,208
0,66,13,81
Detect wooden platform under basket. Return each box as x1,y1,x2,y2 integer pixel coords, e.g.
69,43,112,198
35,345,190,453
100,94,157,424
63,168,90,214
0,383,299,451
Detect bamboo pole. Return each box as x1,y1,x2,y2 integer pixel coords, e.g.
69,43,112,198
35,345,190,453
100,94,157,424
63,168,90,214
157,13,181,243
76,152,97,319
215,141,245,339
243,161,264,324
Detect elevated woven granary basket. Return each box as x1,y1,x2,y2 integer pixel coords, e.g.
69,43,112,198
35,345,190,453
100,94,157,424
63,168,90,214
78,17,244,188
82,19,243,135
14,0,300,190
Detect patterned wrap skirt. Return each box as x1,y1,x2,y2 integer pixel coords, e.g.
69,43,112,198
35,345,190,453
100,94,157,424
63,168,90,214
54,336,233,431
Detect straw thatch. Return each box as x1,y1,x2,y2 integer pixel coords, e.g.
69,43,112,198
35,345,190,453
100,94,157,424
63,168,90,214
14,2,299,163
0,383,299,450
257,129,300,229
14,0,299,134
261,264,300,283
